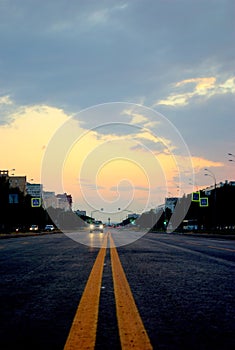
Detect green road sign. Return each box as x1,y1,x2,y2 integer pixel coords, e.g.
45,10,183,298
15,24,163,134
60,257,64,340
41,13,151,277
192,192,200,202
200,198,208,207
31,198,41,207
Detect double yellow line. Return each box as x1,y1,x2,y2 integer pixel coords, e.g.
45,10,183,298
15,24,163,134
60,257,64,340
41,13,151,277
64,232,152,350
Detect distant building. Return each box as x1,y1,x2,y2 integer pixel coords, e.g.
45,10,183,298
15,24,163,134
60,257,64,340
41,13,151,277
203,180,235,196
127,213,139,219
165,197,179,212
156,203,165,213
9,176,27,195
42,191,58,209
0,170,27,195
75,210,87,216
0,170,9,177
56,193,72,211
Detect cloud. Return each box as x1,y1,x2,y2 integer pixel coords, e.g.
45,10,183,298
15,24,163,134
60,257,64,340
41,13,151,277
87,3,128,27
156,76,235,107
175,77,216,91
122,108,148,125
0,95,15,125
0,103,70,179
109,185,149,192
48,2,128,34
80,182,106,191
129,138,168,154
0,95,13,105
132,130,177,156
191,156,223,174
0,0,234,210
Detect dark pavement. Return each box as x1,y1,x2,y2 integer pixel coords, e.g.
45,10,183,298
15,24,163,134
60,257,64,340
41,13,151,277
0,231,234,349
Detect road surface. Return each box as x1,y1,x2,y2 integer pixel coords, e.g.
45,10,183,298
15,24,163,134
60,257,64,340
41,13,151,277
0,229,234,349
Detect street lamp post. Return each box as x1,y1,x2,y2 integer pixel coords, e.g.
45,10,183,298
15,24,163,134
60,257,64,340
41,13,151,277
228,152,235,163
91,208,103,219
122,209,133,218
189,178,199,191
119,208,129,220
204,168,217,230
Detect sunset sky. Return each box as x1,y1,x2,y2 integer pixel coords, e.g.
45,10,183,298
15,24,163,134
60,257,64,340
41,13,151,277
0,1,234,221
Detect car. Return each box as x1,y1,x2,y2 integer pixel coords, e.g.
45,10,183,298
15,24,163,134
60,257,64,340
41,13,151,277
90,220,104,233
15,225,27,233
29,224,39,232
44,224,55,232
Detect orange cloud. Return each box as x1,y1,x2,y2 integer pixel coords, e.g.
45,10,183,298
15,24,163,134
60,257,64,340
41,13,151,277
0,105,70,181
175,77,216,92
191,156,223,173
156,76,235,107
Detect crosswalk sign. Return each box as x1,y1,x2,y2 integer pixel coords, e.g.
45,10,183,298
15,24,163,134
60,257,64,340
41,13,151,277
200,198,208,207
192,192,200,202
31,198,41,207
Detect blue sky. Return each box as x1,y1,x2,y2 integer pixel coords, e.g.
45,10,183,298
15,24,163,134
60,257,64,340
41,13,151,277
0,0,234,215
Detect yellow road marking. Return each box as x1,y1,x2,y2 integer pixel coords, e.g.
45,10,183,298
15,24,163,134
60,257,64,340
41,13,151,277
208,246,235,253
110,234,153,350
64,233,108,350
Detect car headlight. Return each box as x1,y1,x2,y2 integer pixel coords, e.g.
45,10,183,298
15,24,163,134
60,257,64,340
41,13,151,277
99,224,103,229
90,224,94,229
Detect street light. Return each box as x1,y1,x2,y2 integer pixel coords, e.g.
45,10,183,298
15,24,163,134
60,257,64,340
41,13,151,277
204,168,217,229
228,153,235,163
91,208,103,218
122,209,133,214
204,168,216,186
189,178,199,191
173,184,180,196
118,208,133,220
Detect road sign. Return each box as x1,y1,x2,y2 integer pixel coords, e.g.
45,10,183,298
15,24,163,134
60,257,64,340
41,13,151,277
192,192,200,202
200,198,208,207
31,198,41,207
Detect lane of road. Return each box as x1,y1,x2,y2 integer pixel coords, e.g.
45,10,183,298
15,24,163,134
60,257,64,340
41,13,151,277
64,233,108,350
0,234,101,349
116,231,235,349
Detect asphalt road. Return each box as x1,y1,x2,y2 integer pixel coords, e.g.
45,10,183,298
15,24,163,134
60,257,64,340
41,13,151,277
0,230,234,349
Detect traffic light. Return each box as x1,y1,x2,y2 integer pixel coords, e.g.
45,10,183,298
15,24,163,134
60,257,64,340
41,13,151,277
130,218,136,225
